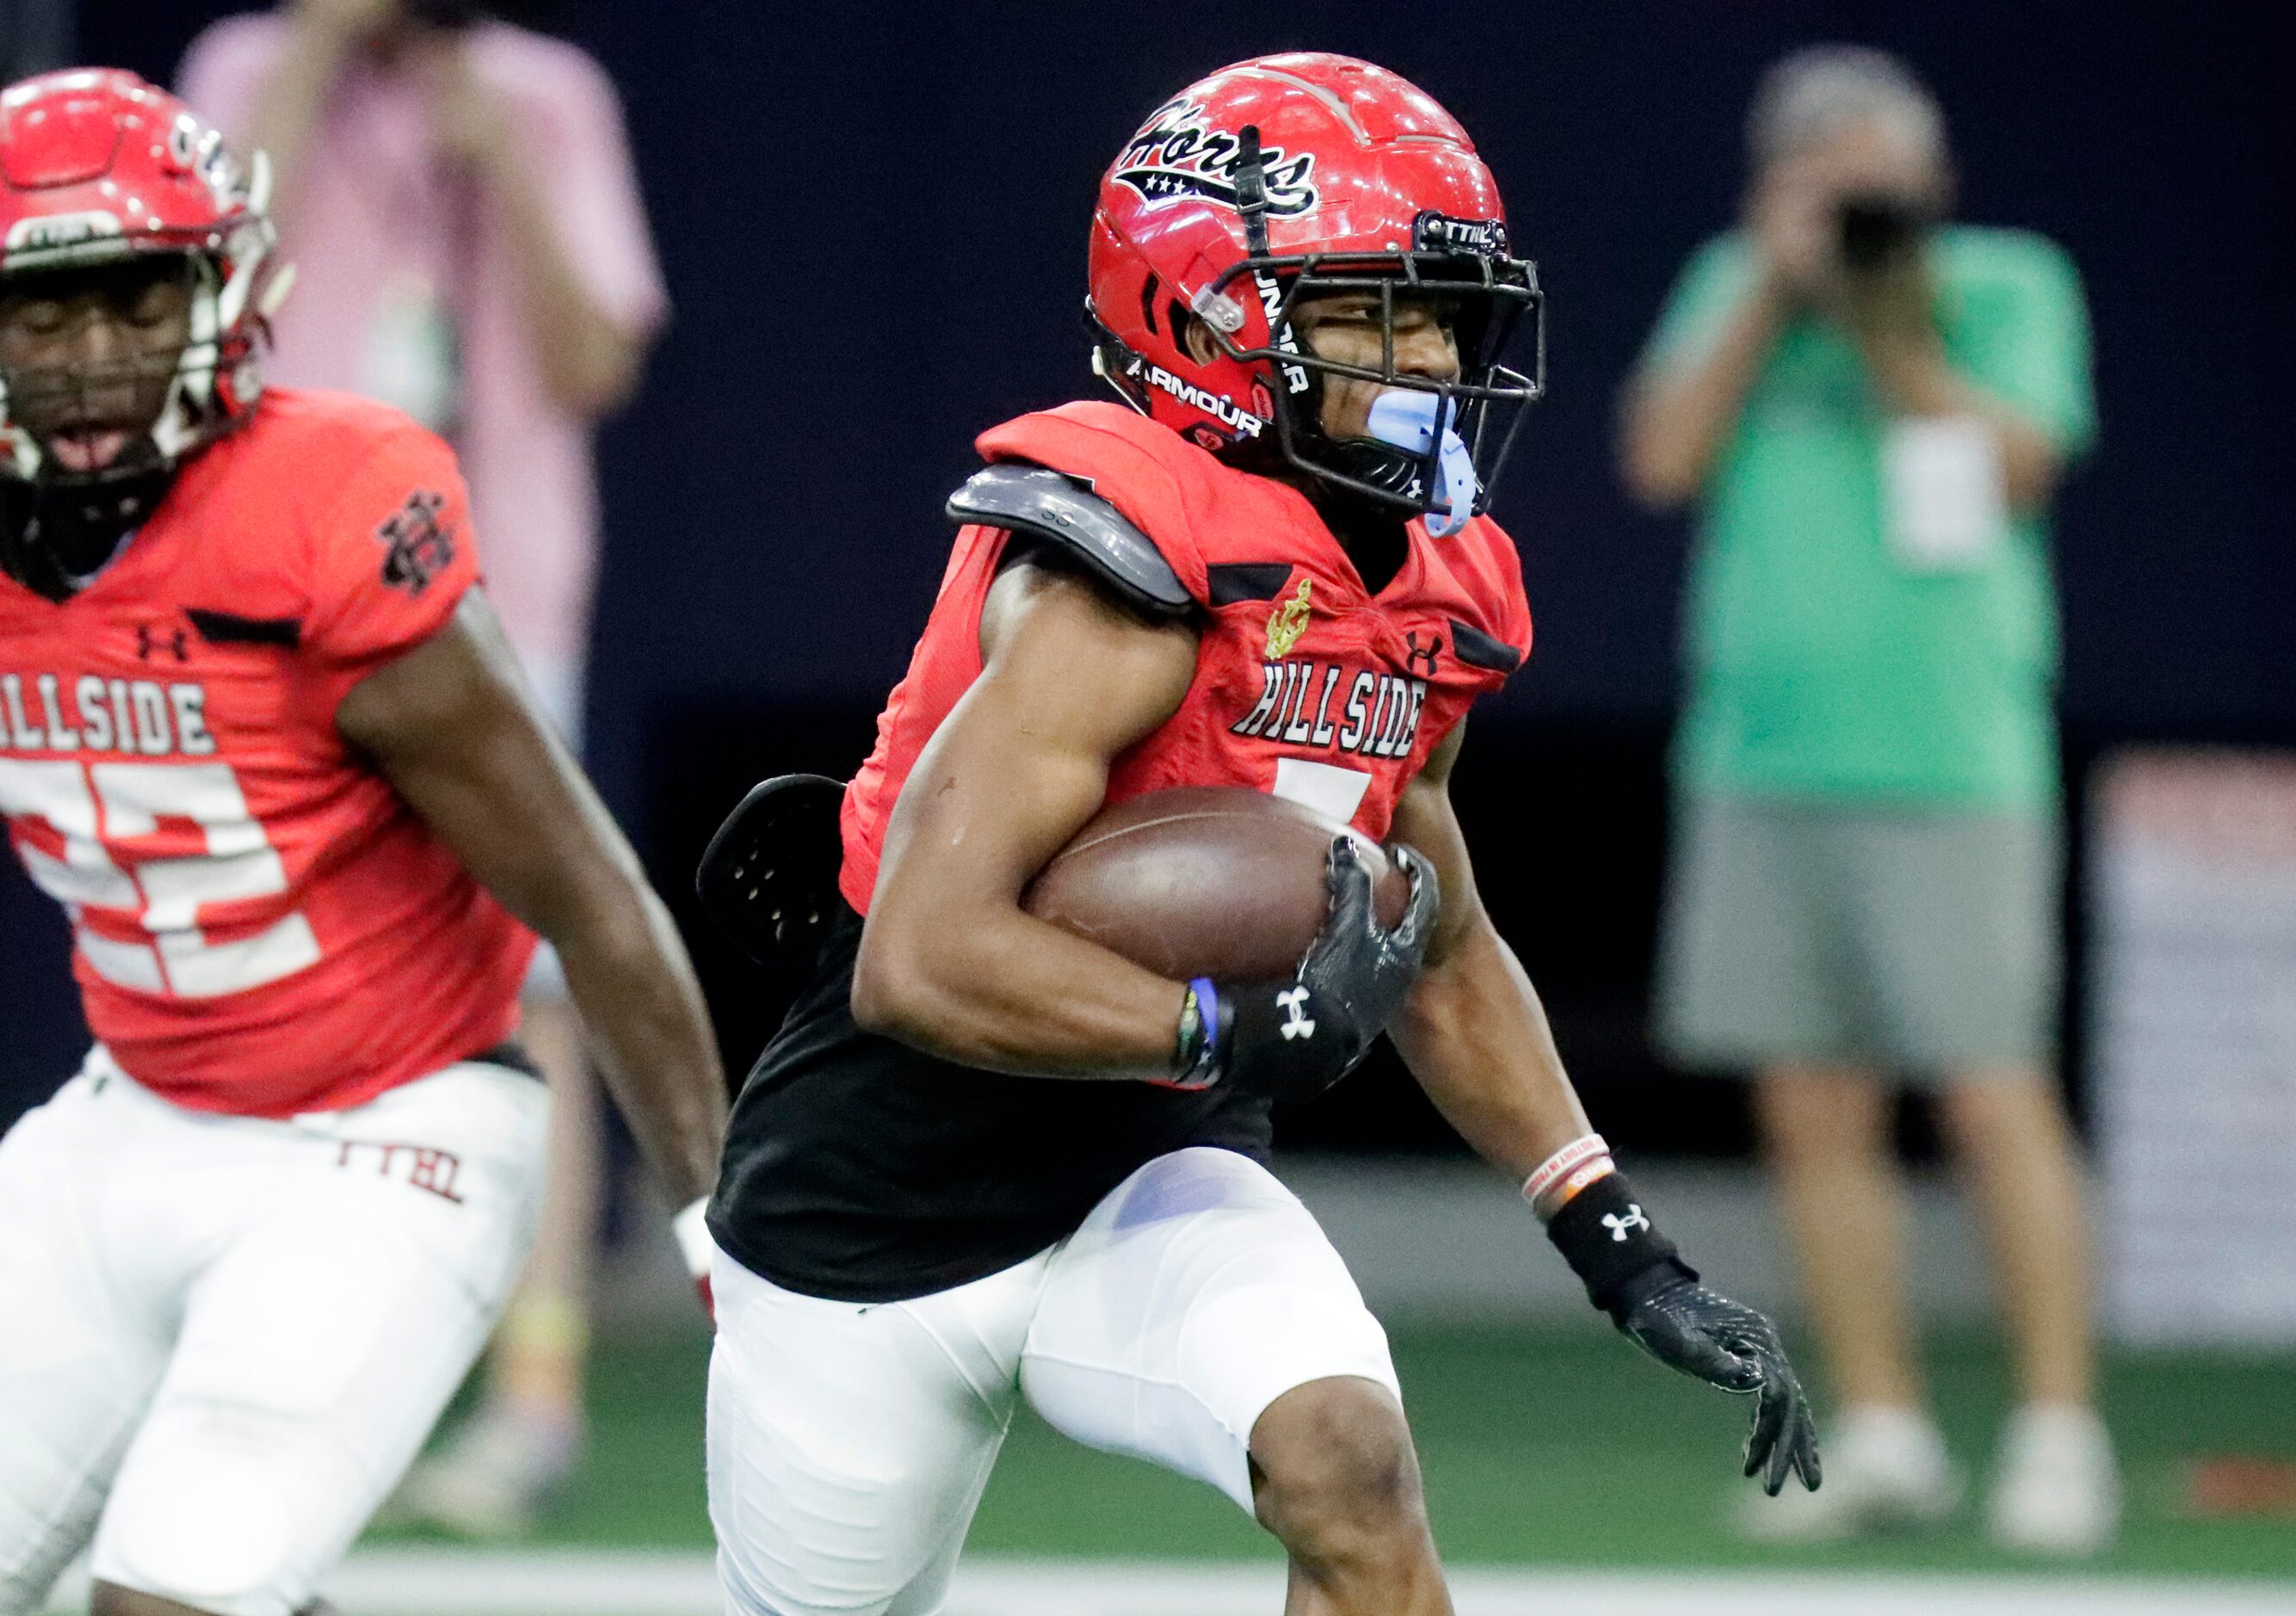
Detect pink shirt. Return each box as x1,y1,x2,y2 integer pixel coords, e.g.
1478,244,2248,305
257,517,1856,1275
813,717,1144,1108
179,17,668,670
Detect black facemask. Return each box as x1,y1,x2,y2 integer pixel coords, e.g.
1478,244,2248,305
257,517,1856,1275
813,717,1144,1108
0,444,174,601
0,252,206,598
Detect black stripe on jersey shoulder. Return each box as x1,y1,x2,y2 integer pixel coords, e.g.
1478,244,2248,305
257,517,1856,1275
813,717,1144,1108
1447,617,1523,673
186,608,302,649
1206,563,1297,606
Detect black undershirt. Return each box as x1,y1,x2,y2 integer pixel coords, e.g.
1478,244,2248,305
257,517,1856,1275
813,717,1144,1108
1313,486,1410,595
1335,516,1410,595
707,902,1275,1303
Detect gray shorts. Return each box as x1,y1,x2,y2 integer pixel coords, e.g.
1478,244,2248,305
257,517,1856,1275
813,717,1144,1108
1654,794,2062,1080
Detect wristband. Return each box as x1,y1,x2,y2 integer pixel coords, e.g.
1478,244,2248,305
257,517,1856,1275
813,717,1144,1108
1542,1156,1616,1221
1539,1156,1620,1220
672,1197,714,1282
1543,1169,1693,1316
1522,1133,1611,1216
1163,978,1224,1092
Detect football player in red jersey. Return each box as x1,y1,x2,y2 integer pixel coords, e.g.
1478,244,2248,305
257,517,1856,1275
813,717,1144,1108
0,71,725,1616
703,53,1817,1615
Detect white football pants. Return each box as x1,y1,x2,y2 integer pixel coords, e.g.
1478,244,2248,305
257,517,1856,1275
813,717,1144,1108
0,1048,548,1616
707,1145,1399,1616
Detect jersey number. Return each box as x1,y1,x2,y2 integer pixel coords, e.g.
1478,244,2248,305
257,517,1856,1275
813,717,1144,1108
0,758,320,999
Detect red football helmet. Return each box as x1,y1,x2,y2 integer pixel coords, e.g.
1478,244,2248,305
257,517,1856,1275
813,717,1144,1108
0,69,279,595
1087,52,1543,525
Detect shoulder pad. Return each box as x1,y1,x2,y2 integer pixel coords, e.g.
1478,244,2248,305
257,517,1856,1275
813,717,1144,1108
946,464,1194,620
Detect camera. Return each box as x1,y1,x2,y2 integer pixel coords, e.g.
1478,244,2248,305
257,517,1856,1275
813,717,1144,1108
1836,194,1931,273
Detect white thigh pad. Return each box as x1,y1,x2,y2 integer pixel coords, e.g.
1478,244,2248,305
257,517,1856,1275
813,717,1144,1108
707,1243,1044,1616
91,1219,515,1616
1020,1147,1398,1512
89,1063,546,1616
0,1075,173,1616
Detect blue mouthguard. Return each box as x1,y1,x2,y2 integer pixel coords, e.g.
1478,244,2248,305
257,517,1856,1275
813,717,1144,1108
1365,391,1479,537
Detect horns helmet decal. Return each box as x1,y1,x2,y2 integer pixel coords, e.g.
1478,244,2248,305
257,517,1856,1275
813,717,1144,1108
1086,52,1545,527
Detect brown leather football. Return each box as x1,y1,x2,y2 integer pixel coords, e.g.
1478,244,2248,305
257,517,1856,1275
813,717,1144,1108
1021,786,1411,981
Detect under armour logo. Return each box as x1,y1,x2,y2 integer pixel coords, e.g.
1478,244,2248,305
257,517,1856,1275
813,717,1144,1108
136,623,189,662
1404,631,1443,678
1602,1205,1651,1243
1277,986,1316,1040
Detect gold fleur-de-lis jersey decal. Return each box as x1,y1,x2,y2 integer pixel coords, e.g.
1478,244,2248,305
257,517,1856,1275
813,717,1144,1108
1265,577,1313,658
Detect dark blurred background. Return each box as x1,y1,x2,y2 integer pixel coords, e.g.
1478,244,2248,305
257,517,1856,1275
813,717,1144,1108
6,0,2288,1157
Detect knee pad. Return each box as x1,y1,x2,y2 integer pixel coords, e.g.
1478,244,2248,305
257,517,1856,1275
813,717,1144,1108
96,1403,319,1616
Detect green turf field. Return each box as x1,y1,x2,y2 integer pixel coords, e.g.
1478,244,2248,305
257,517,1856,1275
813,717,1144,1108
391,1322,2296,1580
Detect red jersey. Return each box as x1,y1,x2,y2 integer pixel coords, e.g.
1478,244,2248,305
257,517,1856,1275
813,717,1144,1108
0,389,534,1117
842,401,1533,910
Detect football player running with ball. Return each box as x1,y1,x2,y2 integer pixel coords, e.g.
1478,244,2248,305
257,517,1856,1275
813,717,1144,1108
0,72,725,1616
705,54,1818,1615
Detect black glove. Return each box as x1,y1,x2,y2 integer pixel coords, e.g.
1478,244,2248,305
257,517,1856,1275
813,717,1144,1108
1546,1171,1819,1496
1612,1262,1822,1496
1172,837,1438,1101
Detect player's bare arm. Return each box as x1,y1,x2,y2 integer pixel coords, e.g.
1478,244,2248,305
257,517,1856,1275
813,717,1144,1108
856,546,1437,1101
850,555,1200,1078
1386,723,1819,1493
1386,723,1593,1180
336,590,726,1206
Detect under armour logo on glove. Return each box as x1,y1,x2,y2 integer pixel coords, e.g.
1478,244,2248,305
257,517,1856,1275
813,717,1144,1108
1277,986,1317,1040
1602,1205,1652,1243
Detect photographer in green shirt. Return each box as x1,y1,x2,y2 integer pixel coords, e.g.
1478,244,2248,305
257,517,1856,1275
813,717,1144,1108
1621,46,2111,1551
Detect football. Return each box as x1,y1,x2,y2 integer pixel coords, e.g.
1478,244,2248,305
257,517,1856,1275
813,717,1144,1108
1021,786,1412,981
